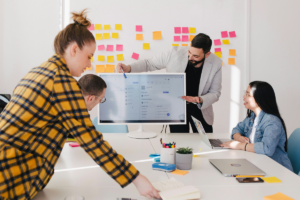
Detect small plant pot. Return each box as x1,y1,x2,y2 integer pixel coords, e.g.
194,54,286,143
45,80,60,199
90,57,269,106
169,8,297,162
175,152,193,170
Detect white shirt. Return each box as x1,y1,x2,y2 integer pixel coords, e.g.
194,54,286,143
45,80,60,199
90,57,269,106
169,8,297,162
249,111,260,143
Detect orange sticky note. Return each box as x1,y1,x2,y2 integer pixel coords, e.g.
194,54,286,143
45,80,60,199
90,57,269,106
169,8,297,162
172,44,179,46
86,64,93,71
182,44,188,46
171,170,189,176
104,25,110,30
228,58,235,65
143,43,150,50
222,39,230,44
264,192,294,200
215,52,222,58
107,56,114,63
98,55,105,62
189,35,195,41
115,24,122,30
229,49,236,56
105,64,115,73
103,33,110,39
95,24,102,30
95,33,102,40
96,65,105,73
189,27,196,33
136,34,143,40
153,31,162,40
112,33,119,39
116,54,124,61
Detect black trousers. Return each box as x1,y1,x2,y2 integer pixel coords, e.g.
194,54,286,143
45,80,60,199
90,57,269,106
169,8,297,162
170,104,213,133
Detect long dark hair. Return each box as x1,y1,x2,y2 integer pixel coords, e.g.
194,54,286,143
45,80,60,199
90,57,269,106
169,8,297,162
247,81,288,151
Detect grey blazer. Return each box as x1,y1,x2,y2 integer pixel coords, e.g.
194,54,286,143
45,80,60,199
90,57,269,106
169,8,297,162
130,46,222,125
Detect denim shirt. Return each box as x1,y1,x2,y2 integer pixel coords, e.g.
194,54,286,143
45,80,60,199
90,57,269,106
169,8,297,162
231,111,293,171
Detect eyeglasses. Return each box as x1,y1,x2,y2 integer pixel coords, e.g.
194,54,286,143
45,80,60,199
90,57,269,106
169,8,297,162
94,96,106,103
243,90,252,97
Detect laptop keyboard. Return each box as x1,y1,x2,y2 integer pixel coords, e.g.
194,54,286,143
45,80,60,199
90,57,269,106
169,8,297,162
209,139,223,147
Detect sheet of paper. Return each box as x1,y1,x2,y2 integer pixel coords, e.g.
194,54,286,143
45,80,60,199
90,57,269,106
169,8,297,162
159,186,200,199
189,27,196,33
103,33,110,39
94,24,101,30
106,45,113,51
174,36,181,42
264,192,294,200
98,45,105,51
261,177,281,183
229,31,236,38
182,35,189,42
112,33,119,39
182,27,189,33
215,52,222,58
86,64,93,70
143,43,150,50
136,25,143,32
95,33,102,40
215,48,221,52
189,35,195,41
228,58,235,65
153,31,162,40
222,39,230,44
98,55,105,62
107,56,114,63
221,31,228,38
136,34,143,40
105,64,115,73
88,24,94,31
172,44,179,46
116,54,124,61
96,65,105,73
229,49,236,56
182,44,188,46
115,24,122,30
171,170,189,176
104,25,110,30
174,27,181,34
152,178,185,192
116,44,123,51
132,52,139,60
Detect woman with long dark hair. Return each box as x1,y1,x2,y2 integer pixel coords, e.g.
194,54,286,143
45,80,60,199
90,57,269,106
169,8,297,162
221,81,293,171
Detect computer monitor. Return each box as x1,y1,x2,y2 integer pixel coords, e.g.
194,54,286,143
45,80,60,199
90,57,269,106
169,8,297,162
98,73,186,139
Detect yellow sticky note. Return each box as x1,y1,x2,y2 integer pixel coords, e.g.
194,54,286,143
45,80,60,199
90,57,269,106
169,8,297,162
215,52,222,58
86,64,93,71
107,56,114,63
91,57,93,62
112,33,119,39
96,65,105,73
98,55,105,62
103,33,110,39
228,58,235,65
229,49,236,56
261,177,281,183
264,192,294,200
95,33,102,40
116,54,124,61
182,44,188,46
143,43,150,50
105,64,115,73
136,34,143,40
189,35,195,41
153,31,162,40
172,44,179,46
95,24,102,30
189,27,196,33
222,39,230,44
115,24,122,30
104,25,110,30
171,170,189,176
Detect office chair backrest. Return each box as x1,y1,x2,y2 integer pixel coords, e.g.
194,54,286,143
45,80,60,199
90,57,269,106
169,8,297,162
287,128,300,175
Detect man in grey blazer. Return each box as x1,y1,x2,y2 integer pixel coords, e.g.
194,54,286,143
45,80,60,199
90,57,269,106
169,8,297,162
117,33,222,133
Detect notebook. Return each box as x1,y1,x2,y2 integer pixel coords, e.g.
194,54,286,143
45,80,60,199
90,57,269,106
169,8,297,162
152,178,201,200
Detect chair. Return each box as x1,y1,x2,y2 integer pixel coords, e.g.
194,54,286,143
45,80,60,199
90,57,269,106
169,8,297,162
92,117,128,133
287,128,300,175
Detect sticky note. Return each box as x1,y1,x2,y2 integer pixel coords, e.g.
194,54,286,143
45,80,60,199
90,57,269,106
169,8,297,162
222,39,230,44
105,64,115,73
189,35,195,41
189,27,196,33
98,55,105,62
106,45,114,51
172,44,179,46
182,44,188,46
91,57,93,62
215,52,222,58
171,170,189,176
117,54,124,61
98,45,105,51
143,43,150,50
215,48,221,52
214,39,221,46
136,25,142,32
86,64,93,70
229,49,236,56
115,24,122,30
264,192,294,200
69,143,80,147
107,56,114,63
95,33,102,40
103,33,110,39
132,52,139,60
182,35,189,42
229,31,236,38
116,44,123,51
136,34,143,40
174,27,181,34
228,58,235,65
182,27,189,33
261,177,281,183
221,31,228,38
96,65,105,73
153,31,162,40
104,25,111,30
95,24,102,30
174,36,181,42
112,33,119,39
88,24,94,31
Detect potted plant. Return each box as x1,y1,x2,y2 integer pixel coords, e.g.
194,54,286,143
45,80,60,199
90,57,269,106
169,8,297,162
176,147,193,170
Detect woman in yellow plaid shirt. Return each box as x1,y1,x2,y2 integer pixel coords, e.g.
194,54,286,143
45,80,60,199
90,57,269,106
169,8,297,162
0,9,160,200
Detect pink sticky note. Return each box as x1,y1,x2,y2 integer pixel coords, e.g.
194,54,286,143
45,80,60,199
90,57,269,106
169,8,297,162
88,24,94,31
136,25,143,32
116,44,123,51
132,52,139,60
98,45,105,51
214,39,221,46
182,27,189,33
174,36,181,42
69,143,80,147
182,35,189,42
106,45,114,51
229,31,236,38
221,31,228,38
174,27,181,34
215,48,221,52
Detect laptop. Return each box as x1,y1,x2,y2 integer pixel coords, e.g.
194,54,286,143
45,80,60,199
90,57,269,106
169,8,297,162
209,159,266,177
191,116,231,149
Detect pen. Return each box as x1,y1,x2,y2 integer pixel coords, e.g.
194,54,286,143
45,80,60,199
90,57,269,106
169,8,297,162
120,65,127,78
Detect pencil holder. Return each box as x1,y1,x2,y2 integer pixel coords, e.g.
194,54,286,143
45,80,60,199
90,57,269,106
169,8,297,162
160,147,176,164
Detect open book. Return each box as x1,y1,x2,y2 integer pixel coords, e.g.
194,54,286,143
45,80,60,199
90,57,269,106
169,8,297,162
152,178,201,200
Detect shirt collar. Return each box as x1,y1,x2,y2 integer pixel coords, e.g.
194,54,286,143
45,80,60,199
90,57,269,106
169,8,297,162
48,54,70,72
250,110,266,123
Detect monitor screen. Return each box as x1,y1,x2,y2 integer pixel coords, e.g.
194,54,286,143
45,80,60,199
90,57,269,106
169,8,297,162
98,73,186,124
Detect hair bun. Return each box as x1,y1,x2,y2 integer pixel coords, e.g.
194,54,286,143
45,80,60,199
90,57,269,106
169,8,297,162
71,9,91,28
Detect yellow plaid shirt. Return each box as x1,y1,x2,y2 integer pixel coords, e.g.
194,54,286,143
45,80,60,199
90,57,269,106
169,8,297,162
0,55,139,200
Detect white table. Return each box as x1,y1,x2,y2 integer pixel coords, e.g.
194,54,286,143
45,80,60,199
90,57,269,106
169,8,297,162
33,133,300,200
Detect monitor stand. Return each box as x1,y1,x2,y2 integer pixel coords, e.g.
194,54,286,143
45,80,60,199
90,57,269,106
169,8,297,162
127,124,157,139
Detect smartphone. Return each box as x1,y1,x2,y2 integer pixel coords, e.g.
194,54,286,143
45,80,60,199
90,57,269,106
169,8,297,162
236,177,264,183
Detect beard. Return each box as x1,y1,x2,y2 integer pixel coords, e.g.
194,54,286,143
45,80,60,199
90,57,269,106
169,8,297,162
188,57,205,67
